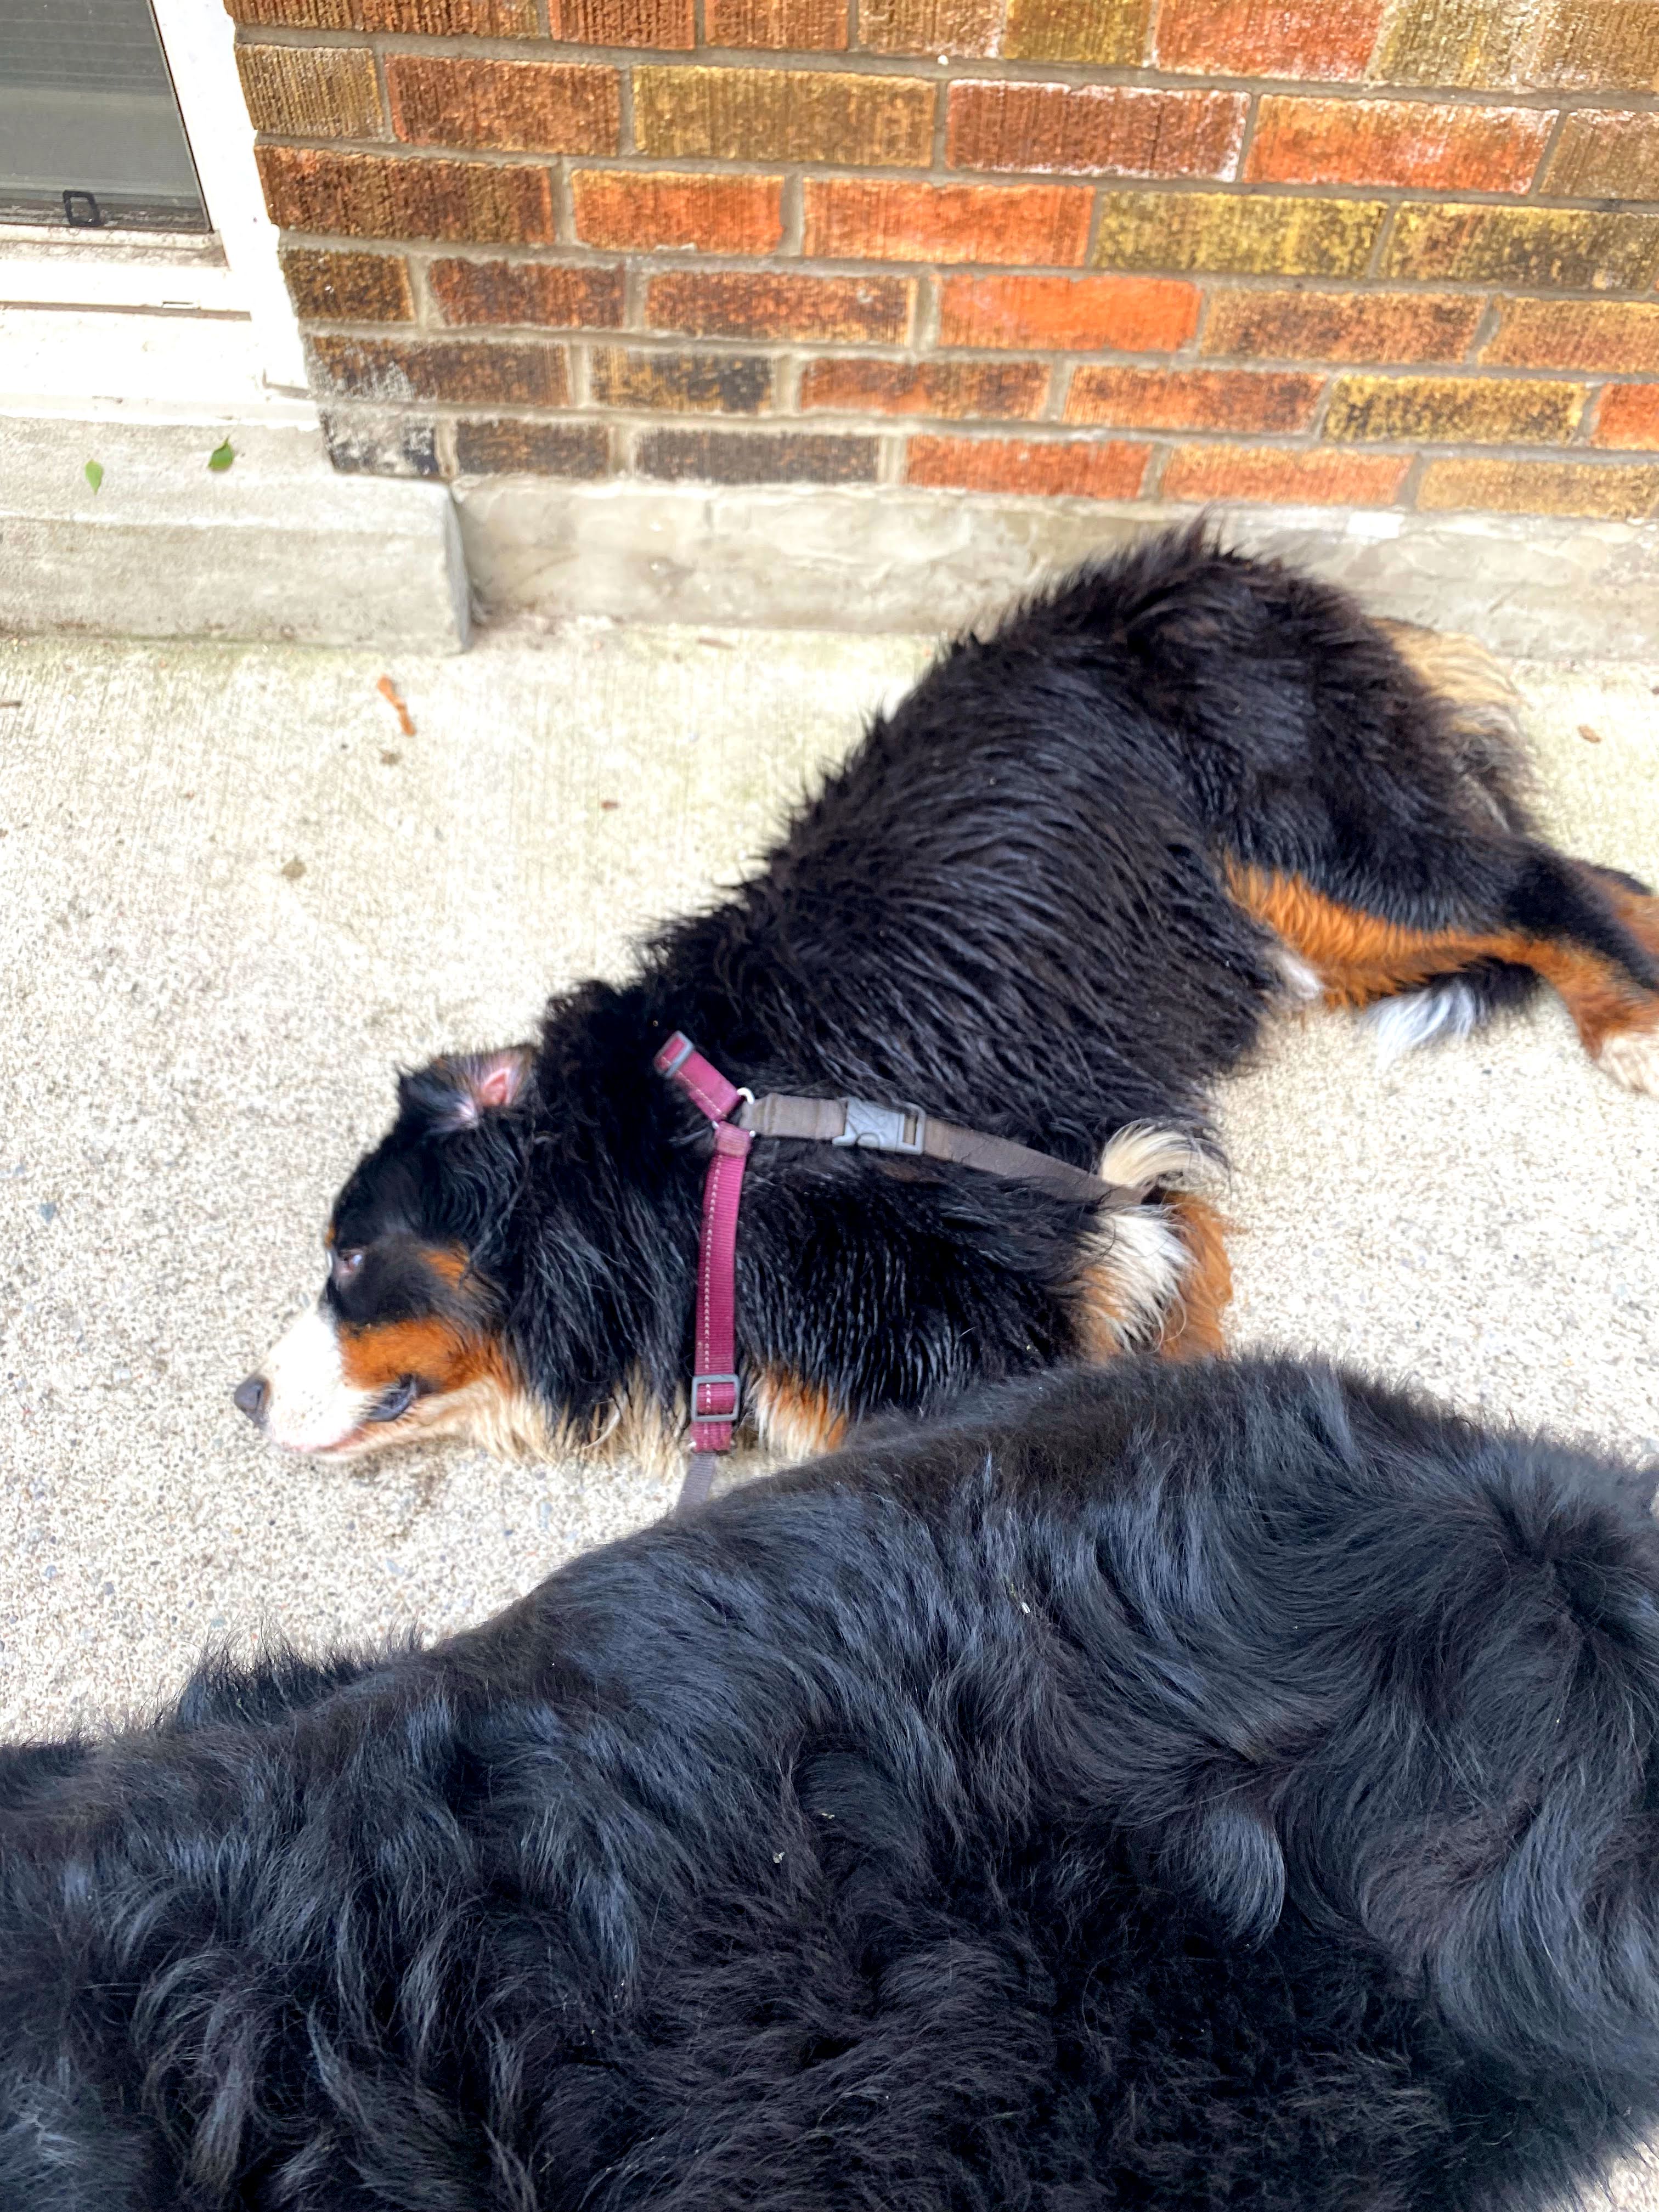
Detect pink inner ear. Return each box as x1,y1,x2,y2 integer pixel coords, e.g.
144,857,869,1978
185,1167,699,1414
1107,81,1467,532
466,1047,532,1114
476,1062,518,1109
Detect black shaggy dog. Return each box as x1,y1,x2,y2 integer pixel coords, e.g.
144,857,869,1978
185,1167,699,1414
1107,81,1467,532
9,1356,1659,2211
234,530,1659,1466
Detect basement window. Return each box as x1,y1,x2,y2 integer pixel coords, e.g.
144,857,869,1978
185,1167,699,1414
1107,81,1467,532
0,0,208,232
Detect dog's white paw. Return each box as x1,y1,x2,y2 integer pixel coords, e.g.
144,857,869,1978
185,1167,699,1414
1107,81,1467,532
1597,1022,1659,1095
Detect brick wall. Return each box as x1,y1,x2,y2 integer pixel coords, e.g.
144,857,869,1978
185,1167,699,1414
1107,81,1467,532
231,0,1659,520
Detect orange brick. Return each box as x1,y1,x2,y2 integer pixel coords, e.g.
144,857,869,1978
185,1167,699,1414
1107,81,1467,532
1593,385,1659,451
939,272,1200,351
638,428,879,482
646,269,911,342
1482,300,1659,375
1417,458,1659,519
548,0,693,42
635,66,934,164
704,0,848,42
386,58,620,154
948,81,1246,178
906,435,1149,497
1324,372,1585,445
860,0,1000,48
1162,445,1409,503
1065,365,1322,431
1543,112,1659,200
801,179,1091,265
281,247,413,320
430,259,625,326
308,335,568,403
455,420,608,473
1246,97,1551,193
799,357,1049,416
1003,0,1149,64
228,0,536,27
572,172,783,253
255,148,556,244
1155,0,1386,76
1200,289,1481,364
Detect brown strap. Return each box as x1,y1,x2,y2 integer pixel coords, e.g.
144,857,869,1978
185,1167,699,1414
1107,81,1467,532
676,1449,719,1516
738,1093,1147,1209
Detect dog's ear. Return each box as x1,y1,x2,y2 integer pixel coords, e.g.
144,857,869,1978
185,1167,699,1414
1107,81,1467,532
398,1046,535,1133
1172,1803,1286,1945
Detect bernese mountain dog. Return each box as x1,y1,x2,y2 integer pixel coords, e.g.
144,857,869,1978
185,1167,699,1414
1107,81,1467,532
8,1357,1659,2211
234,528,1659,1468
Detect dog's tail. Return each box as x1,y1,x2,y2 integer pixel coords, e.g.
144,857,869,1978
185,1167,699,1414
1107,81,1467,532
1365,957,1542,1064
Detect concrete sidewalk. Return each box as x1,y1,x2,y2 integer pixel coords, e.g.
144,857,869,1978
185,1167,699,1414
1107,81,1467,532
2,620,1657,1757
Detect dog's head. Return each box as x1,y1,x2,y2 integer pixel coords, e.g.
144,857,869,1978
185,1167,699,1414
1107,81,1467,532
236,1047,539,1458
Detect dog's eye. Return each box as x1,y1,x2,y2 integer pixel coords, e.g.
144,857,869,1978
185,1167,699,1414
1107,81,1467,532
330,1248,365,1284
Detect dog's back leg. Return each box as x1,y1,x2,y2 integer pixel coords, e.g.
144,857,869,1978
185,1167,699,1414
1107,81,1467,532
1220,623,1659,1094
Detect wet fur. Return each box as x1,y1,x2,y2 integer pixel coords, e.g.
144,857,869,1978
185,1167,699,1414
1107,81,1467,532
8,1357,1659,2210
312,529,1657,1459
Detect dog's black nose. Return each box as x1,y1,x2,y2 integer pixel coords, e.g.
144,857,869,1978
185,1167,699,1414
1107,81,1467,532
234,1374,269,1425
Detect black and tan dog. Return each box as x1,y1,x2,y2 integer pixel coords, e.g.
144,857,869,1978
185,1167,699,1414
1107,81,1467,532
236,528,1659,1466
9,1357,1659,2210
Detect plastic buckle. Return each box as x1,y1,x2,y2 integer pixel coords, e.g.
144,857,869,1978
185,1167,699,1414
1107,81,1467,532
691,1372,740,1419
832,1098,926,1155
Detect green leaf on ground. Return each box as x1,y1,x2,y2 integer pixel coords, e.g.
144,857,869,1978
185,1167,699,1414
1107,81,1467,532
207,439,235,472
83,459,103,493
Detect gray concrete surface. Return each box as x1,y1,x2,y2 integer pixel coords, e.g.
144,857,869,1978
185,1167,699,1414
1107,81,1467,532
0,416,468,650
3,613,1658,2200
2,624,1657,1735
462,478,1659,659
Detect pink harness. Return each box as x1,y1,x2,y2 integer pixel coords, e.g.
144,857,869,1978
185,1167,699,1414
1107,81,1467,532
654,1031,1148,1514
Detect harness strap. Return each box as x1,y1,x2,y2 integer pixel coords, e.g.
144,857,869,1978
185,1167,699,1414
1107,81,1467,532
653,1031,1150,1517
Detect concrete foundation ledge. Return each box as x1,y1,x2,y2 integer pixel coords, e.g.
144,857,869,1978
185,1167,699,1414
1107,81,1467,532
459,478,1659,662
0,417,469,652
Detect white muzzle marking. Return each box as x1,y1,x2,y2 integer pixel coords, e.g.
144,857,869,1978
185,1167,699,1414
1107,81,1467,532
261,1306,379,1454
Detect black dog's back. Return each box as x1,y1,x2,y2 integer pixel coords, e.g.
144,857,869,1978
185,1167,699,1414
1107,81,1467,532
7,1358,1659,2212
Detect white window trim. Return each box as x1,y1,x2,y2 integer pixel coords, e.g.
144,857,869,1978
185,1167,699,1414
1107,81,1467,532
0,0,311,415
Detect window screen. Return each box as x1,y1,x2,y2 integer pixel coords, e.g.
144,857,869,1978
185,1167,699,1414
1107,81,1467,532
0,0,208,230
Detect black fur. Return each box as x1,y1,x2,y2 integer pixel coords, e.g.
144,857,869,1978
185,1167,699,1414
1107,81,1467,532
291,529,1658,1448
11,1355,1659,2210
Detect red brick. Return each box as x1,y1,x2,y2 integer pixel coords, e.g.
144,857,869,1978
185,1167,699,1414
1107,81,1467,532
228,0,537,28
704,0,848,43
1246,98,1551,193
281,247,413,321
1593,385,1659,452
859,0,1000,51
548,0,693,42
635,66,934,165
938,272,1200,352
430,259,624,328
949,81,1247,178
801,179,1091,266
906,435,1149,498
308,335,568,404
1482,300,1659,376
646,269,912,342
1155,0,1386,77
1161,445,1409,504
1065,365,1322,432
590,348,774,413
637,428,880,483
573,172,783,253
255,147,556,244
454,420,608,474
386,57,620,155
1200,289,1481,365
799,357,1049,416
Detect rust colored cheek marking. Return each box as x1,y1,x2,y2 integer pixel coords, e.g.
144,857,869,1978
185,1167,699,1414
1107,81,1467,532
1228,864,1659,1052
425,1244,473,1288
339,1316,514,1398
1159,1193,1233,1361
